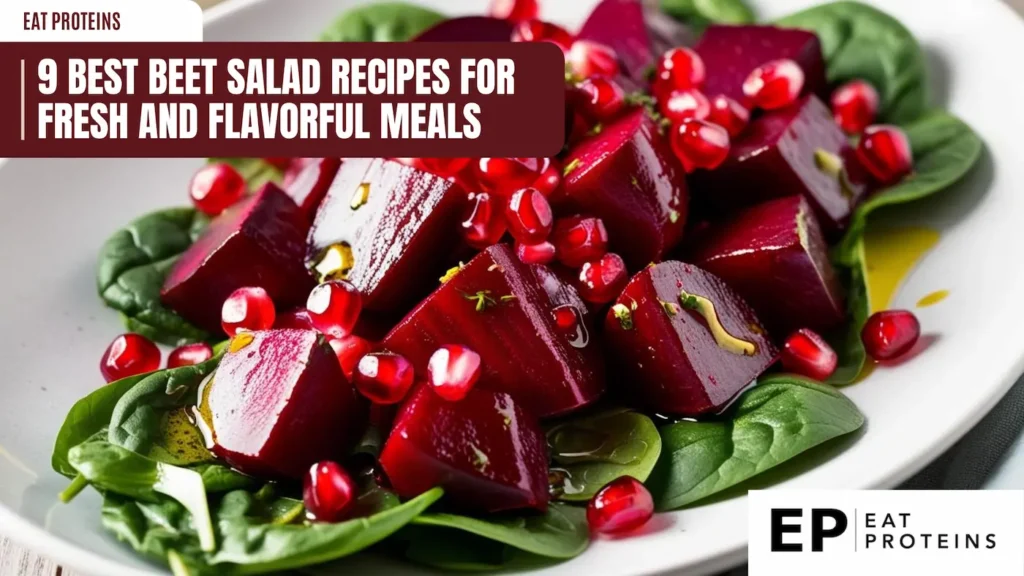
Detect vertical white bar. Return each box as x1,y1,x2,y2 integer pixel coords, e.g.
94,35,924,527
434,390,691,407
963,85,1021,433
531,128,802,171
20,59,25,141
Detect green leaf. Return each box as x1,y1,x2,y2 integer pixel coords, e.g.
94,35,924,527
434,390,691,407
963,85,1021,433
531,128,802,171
647,375,865,510
319,2,446,42
108,356,221,463
193,463,258,494
97,207,212,346
546,409,662,501
209,158,282,191
398,526,513,572
826,239,869,384
52,372,151,477
775,1,927,124
101,493,209,571
662,0,755,34
411,503,589,559
834,110,983,265
208,488,444,573
68,440,217,552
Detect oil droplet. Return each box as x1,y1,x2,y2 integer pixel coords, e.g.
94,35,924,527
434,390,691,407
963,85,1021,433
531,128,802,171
863,226,940,312
314,243,354,282
156,408,215,465
228,332,255,353
350,182,371,210
193,372,218,450
916,289,949,308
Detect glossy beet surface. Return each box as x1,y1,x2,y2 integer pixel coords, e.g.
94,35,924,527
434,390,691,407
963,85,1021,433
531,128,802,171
694,25,826,103
196,330,366,479
162,183,316,333
100,334,161,383
688,196,845,336
380,385,549,513
560,109,688,269
303,461,355,523
604,262,778,416
307,158,468,314
285,158,342,222
691,95,862,236
414,16,514,42
383,245,605,418
587,476,654,535
577,0,694,92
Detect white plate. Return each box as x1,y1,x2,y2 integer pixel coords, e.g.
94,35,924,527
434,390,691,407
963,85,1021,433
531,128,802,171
1,0,1023,574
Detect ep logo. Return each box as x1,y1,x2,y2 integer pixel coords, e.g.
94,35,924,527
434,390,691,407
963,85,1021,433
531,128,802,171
770,508,848,552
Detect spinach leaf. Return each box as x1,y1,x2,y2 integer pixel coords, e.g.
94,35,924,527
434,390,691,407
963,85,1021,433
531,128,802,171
68,440,217,552
834,110,983,265
108,355,221,462
319,2,446,42
207,488,443,573
193,463,258,494
775,1,927,124
52,371,151,477
546,409,661,501
647,375,864,510
662,0,755,34
826,239,869,385
97,207,211,346
209,158,282,191
411,503,589,559
398,526,513,571
101,493,210,572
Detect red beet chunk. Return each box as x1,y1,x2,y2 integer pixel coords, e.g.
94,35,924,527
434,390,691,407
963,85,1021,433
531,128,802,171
605,262,778,416
308,158,468,314
286,158,341,222
380,385,549,513
197,330,366,479
560,109,688,269
415,16,514,42
383,245,605,418
691,95,861,235
694,25,826,103
689,196,845,336
577,0,695,92
162,183,316,333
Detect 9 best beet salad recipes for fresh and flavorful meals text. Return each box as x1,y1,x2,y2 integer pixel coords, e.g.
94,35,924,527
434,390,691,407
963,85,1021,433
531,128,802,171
52,0,983,573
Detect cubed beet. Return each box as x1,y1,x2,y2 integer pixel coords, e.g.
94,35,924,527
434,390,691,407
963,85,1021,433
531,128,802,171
380,385,549,513
604,261,778,416
162,183,316,333
695,24,827,102
383,244,605,418
307,158,468,314
577,0,694,92
689,196,845,336
286,158,341,222
197,330,367,479
560,109,688,269
691,95,860,235
415,16,514,42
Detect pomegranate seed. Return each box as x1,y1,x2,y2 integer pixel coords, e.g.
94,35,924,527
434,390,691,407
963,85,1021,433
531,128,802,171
831,80,879,135
303,461,355,523
475,157,550,196
329,334,373,380
516,240,557,265
568,40,620,79
427,345,483,402
576,76,626,122
587,476,654,535
461,192,507,249
533,160,562,197
707,94,750,137
670,119,731,173
274,308,316,330
511,19,574,54
189,163,246,216
353,352,415,404
489,0,538,22
306,280,363,338
505,187,554,244
659,88,711,123
578,253,629,304
653,47,706,98
551,216,609,267
855,125,913,185
419,158,472,179
552,304,581,331
220,286,276,337
99,333,161,383
781,329,838,381
861,309,920,361
743,59,805,110
167,342,214,369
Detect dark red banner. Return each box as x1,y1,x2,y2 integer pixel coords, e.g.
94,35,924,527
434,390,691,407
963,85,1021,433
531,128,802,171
0,42,566,158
